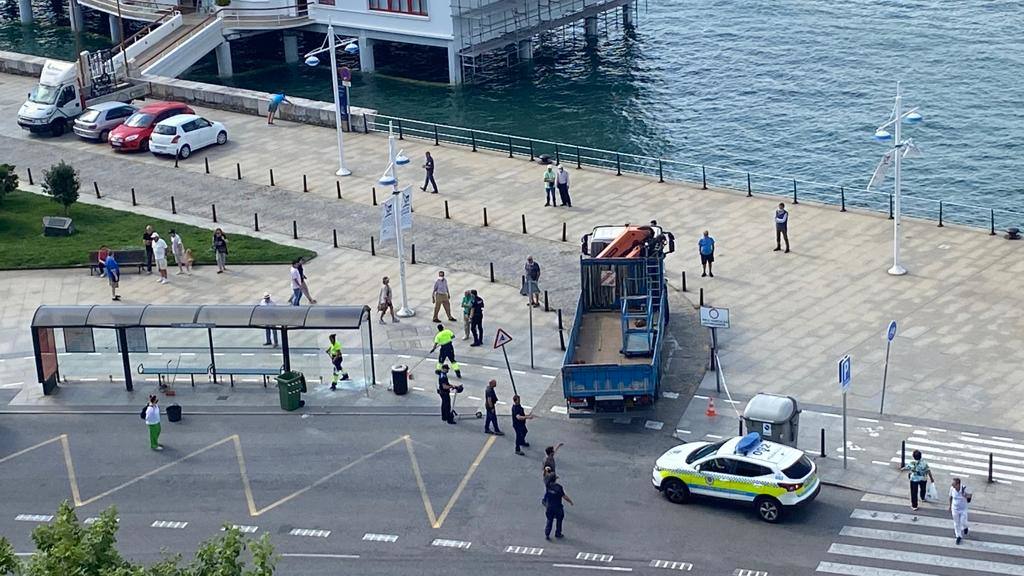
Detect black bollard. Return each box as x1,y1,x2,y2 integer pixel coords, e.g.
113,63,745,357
521,214,527,234
529,140,534,162
699,288,704,307
681,271,687,292
508,136,513,158
433,124,439,146
701,166,707,190
989,453,994,483
562,222,567,242
303,174,308,193
820,429,826,458
270,168,275,187
211,203,217,223
840,187,846,212
333,229,338,248
558,308,566,351
900,440,906,469
792,179,798,204
236,163,242,180
27,167,33,185
336,181,342,199
471,131,477,152
174,154,178,168
747,173,752,197
370,236,375,256
254,213,259,231
171,196,176,214
444,200,450,219
544,290,549,312
576,146,581,169
938,201,944,227
292,220,297,240
991,209,996,236
411,243,416,264
205,157,210,174
658,159,664,183
372,187,377,206
94,181,100,198
889,194,894,219
483,207,488,227
616,153,621,176
489,262,495,283
131,188,137,206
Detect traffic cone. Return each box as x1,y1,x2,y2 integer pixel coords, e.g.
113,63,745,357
705,397,717,417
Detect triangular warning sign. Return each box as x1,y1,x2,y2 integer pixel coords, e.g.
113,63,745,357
493,328,513,349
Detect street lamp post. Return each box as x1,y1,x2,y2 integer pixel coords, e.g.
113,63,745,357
378,122,414,318
304,24,354,177
868,81,922,276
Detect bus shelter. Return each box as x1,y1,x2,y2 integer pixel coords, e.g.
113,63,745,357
30,304,374,394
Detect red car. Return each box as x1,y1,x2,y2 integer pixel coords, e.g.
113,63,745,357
109,101,194,152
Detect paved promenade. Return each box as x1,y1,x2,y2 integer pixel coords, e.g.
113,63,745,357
1,71,1022,431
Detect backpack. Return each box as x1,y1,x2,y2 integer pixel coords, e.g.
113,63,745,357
140,405,148,420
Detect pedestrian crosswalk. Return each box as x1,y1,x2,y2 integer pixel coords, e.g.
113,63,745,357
816,494,1024,576
894,431,1024,485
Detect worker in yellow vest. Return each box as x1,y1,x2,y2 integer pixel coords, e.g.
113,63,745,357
325,333,349,390
430,323,461,378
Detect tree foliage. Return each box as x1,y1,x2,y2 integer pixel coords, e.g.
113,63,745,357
41,161,79,216
0,501,277,576
0,163,17,206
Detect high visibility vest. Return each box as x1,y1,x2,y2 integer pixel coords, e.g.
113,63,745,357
434,329,455,346
327,342,342,357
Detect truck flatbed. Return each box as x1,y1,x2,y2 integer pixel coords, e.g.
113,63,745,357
571,312,650,366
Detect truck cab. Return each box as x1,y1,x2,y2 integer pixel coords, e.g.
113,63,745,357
18,60,83,136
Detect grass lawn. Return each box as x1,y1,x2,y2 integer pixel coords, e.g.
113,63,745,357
0,190,316,269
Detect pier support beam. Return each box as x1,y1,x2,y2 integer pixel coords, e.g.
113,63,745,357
68,0,84,33
18,0,33,24
623,2,634,27
283,32,299,64
584,16,598,40
446,44,462,85
109,14,123,44
517,39,534,60
215,41,234,78
358,37,375,73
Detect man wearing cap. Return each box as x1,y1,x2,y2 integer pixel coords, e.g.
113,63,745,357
259,293,278,347
325,333,349,390
437,364,456,424
430,323,461,378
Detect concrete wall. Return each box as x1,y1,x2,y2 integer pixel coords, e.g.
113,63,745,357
0,50,50,77
144,75,376,131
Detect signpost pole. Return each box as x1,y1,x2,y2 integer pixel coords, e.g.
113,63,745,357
528,302,535,370
710,327,718,371
842,391,848,469
880,320,897,415
502,346,518,397
494,329,517,395
838,354,851,469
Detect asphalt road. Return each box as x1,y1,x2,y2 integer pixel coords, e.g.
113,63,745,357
0,411,868,575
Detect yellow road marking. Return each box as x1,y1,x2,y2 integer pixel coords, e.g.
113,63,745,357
405,436,438,526
232,435,259,517
0,435,63,465
59,435,81,506
432,435,496,529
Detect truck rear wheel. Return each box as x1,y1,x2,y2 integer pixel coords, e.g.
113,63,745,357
662,478,689,504
50,118,65,137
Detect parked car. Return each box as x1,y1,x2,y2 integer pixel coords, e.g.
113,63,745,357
72,102,137,143
109,101,193,152
149,114,228,159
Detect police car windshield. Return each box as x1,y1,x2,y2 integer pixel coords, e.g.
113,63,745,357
686,440,727,464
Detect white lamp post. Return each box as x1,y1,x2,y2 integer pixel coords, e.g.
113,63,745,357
304,24,355,177
378,122,414,317
868,81,923,276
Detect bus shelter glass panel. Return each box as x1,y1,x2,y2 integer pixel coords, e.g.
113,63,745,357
136,327,211,387
210,328,286,374
55,327,122,382
287,328,369,393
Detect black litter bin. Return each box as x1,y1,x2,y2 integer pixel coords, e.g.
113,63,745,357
167,403,182,422
391,365,409,395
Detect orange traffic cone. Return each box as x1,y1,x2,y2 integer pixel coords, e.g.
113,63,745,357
705,397,717,417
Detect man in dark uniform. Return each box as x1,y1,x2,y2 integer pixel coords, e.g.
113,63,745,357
470,290,484,347
437,364,456,424
544,475,573,540
484,379,503,435
512,395,534,455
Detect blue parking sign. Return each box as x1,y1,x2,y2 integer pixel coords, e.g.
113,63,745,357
839,355,852,392
887,320,898,342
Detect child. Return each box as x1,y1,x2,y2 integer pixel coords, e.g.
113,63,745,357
183,248,194,275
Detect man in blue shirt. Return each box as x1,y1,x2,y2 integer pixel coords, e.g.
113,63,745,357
267,93,290,125
105,253,121,301
698,230,715,278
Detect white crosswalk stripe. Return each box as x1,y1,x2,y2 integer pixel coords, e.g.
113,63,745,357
816,494,1024,576
899,431,1024,485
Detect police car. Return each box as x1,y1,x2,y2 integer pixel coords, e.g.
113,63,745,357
652,433,819,522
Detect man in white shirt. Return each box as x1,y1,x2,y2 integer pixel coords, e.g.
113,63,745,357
152,233,169,284
259,293,278,347
170,230,186,275
289,260,303,306
949,477,971,544
556,166,572,207
144,395,163,451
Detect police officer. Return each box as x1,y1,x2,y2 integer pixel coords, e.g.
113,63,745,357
430,323,461,378
437,364,456,424
325,333,349,390
512,395,534,455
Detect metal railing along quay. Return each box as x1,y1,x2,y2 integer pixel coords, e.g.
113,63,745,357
363,114,1023,234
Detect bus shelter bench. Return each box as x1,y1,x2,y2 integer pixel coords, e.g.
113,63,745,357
90,249,147,276
137,363,213,387
213,366,285,388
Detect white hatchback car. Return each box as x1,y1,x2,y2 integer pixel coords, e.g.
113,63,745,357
149,114,227,159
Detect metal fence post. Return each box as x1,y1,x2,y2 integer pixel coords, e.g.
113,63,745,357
658,159,664,183
701,166,707,189
576,146,581,169
747,173,752,197
990,209,996,235
433,124,439,146
555,144,560,165
792,179,798,204
529,140,535,161
471,131,477,152
508,136,513,158
362,113,369,134
840,187,846,212
938,201,944,227
616,153,621,176
397,119,403,139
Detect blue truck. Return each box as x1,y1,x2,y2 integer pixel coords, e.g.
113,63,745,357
561,224,675,418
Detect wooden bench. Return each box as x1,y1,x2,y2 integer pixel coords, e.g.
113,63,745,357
214,366,286,388
89,249,148,276
137,362,213,387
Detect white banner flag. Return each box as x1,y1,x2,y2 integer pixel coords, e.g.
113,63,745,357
866,149,894,190
399,186,413,231
380,196,396,242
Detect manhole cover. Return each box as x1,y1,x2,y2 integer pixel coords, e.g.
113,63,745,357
217,395,229,401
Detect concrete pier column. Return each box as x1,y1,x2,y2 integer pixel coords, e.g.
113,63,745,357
517,38,534,60
215,41,233,78
283,32,299,64
446,44,462,85
68,0,84,33
109,14,123,44
622,2,634,27
18,0,33,24
358,36,376,73
584,16,598,40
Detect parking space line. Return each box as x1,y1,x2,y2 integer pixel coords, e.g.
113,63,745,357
577,552,614,563
506,545,543,555
151,520,188,529
224,524,258,533
432,539,471,549
289,528,330,538
15,514,53,522
553,564,631,572
649,559,693,570
363,533,399,542
282,553,358,559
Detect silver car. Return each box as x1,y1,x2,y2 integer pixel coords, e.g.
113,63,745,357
73,101,137,142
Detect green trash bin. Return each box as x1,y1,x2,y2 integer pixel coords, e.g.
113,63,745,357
276,371,306,411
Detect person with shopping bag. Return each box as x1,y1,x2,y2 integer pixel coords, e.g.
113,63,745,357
902,449,935,511
948,477,972,544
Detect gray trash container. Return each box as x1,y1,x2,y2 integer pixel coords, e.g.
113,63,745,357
742,393,800,447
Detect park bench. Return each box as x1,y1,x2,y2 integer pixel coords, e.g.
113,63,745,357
89,249,148,276
213,366,286,388
137,362,213,387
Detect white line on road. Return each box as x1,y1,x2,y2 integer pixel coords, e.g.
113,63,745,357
481,366,499,371
512,370,527,375
705,434,723,439
816,561,939,576
675,430,691,435
15,514,52,522
894,422,913,428
577,553,614,563
551,406,568,414
151,521,188,529
302,353,317,357
905,436,1024,462
505,545,544,555
828,543,1024,575
148,353,163,356
662,392,680,399
397,355,412,359
223,525,258,534
927,427,947,432
649,559,693,570
412,386,425,391
903,440,1024,468
282,553,359,559
467,395,482,401
0,383,24,389
960,431,979,437
363,533,399,543
840,525,1024,557
289,528,330,538
734,570,768,576
180,353,195,356
645,420,664,430
432,539,471,549
552,565,632,572
857,418,879,423
871,461,891,466
80,378,98,382
241,353,255,357
20,356,35,360
958,435,1024,451
542,375,556,379
994,436,1016,442
887,456,1021,483
851,508,1024,538
497,401,508,405
693,394,708,400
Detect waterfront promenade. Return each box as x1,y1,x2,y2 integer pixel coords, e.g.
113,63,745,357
0,71,1022,430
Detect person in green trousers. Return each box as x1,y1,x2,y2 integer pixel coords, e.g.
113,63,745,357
144,395,163,451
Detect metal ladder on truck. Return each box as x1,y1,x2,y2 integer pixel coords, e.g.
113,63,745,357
620,256,660,357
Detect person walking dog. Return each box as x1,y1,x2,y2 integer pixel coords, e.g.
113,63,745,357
774,202,790,253
142,395,163,451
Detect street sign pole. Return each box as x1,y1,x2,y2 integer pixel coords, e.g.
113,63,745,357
839,354,852,470
843,391,848,469
502,346,518,397
528,302,534,370
493,328,517,396
880,320,897,415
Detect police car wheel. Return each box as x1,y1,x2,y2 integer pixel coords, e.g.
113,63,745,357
755,496,783,523
662,478,689,504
